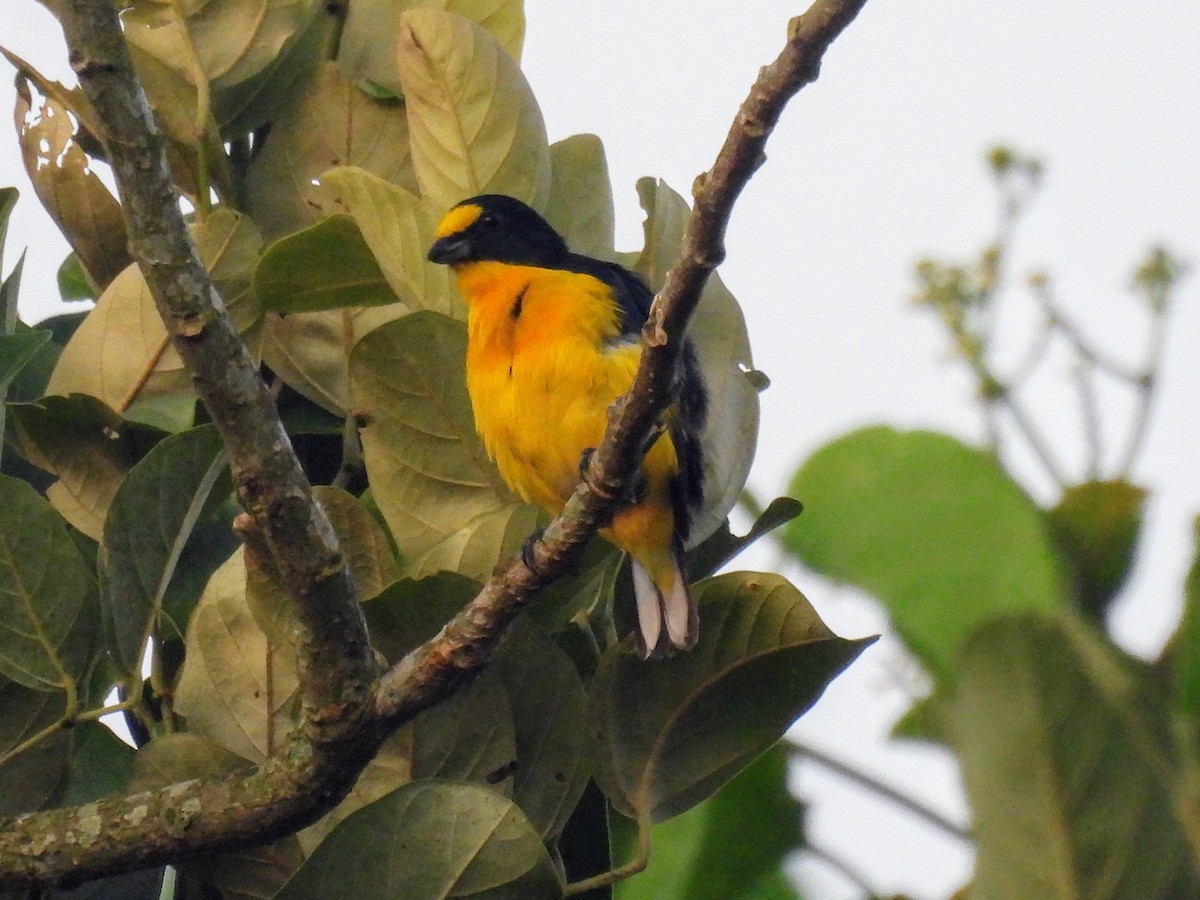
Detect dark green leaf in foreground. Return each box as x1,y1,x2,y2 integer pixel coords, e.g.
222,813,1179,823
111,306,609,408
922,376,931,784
99,425,231,675
1173,517,1200,718
784,426,1067,680
0,329,51,391
0,475,95,691
685,496,803,582
589,571,871,822
62,721,135,806
1045,479,1148,622
254,214,400,313
954,613,1200,899
0,676,72,816
615,745,803,900
275,780,560,900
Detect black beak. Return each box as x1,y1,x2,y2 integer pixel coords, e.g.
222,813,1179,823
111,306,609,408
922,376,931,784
427,235,472,265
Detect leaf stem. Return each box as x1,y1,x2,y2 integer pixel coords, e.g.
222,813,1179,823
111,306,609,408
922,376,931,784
562,810,652,896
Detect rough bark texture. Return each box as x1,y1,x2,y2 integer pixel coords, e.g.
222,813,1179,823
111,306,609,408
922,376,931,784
0,0,868,888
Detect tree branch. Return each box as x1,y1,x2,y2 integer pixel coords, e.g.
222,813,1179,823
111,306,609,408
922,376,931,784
0,0,870,888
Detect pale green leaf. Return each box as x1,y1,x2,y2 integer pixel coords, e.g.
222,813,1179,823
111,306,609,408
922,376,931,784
277,781,560,899
350,311,513,558
0,475,96,691
401,502,540,581
315,166,460,316
46,209,263,423
174,548,299,762
243,62,418,240
395,8,550,212
340,0,526,94
5,394,146,539
589,572,870,822
631,178,760,546
784,426,1069,680
544,133,615,259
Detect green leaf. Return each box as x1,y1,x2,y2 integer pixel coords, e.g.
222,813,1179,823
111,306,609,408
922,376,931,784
174,549,299,762
0,677,72,815
57,253,93,302
255,214,401,313
0,475,96,691
953,613,1200,899
394,8,550,213
129,733,252,790
544,134,615,258
589,571,871,822
0,329,51,390
616,746,802,900
243,61,418,240
62,721,136,806
99,425,232,675
276,780,561,900
401,502,541,582
408,666,516,788
1045,479,1148,622
351,311,515,558
340,0,526,95
784,426,1068,680
0,186,17,260
631,178,760,546
685,496,803,582
316,166,460,316
493,617,590,839
363,572,480,664
46,209,264,424
1174,517,1200,717
210,0,332,137
262,304,411,417
5,394,150,539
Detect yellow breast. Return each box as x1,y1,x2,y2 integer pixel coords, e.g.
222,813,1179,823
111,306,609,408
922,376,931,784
456,261,676,513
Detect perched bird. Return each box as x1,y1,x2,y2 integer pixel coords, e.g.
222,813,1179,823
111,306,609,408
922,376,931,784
427,194,709,657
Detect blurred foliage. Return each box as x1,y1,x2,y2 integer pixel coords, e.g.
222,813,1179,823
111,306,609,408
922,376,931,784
783,146,1197,897
0,3,860,898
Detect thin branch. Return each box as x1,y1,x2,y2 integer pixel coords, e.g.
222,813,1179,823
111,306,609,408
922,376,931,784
373,0,870,725
795,741,973,843
805,842,884,898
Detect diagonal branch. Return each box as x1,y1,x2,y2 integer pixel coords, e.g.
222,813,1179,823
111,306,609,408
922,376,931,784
373,0,869,720
0,0,869,889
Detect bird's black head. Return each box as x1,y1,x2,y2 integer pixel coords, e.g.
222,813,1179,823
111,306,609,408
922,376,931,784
427,195,569,268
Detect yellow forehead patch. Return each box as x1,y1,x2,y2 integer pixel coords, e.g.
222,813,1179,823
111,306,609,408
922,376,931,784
435,203,483,239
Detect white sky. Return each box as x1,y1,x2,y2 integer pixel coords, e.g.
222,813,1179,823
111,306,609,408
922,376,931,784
2,1,1198,897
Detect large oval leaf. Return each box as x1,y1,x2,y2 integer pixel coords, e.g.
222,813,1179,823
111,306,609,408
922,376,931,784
589,571,871,822
350,311,514,558
244,62,418,240
543,134,615,259
630,179,760,547
0,677,72,815
174,549,299,762
0,475,96,691
99,424,232,675
276,780,560,899
339,0,526,94
254,214,400,314
954,613,1200,899
395,8,550,212
784,426,1069,681
46,209,263,427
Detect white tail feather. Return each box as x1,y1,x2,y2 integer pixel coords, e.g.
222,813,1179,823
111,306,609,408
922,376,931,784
631,560,661,656
663,570,693,649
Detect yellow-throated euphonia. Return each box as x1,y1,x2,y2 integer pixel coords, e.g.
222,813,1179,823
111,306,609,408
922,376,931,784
427,194,710,658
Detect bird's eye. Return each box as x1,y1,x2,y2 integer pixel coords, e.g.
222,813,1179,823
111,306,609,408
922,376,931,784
479,212,499,228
